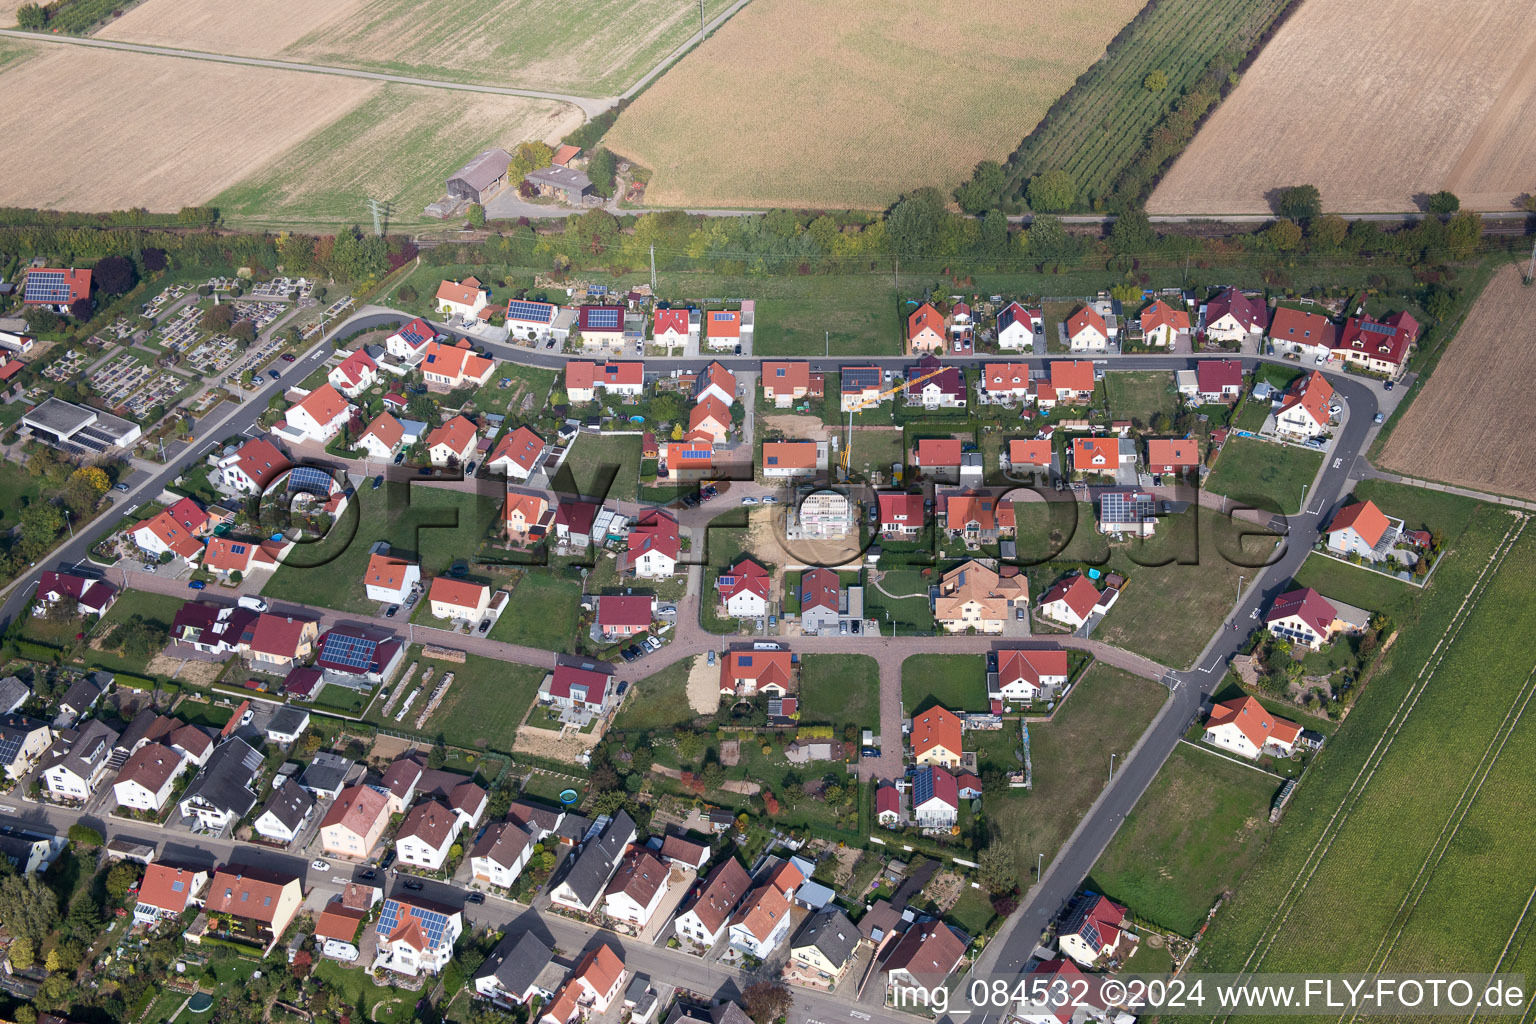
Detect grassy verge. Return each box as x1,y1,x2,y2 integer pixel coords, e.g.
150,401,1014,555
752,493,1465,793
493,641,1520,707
612,657,700,733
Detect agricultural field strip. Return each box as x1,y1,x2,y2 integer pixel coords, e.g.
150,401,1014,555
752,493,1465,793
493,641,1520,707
1213,515,1526,1017
1339,661,1536,1024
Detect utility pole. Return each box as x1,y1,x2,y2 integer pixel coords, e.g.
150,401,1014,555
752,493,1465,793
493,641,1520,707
365,198,389,237
1236,574,1244,604
1526,235,1536,284
698,0,705,36
649,244,657,292
824,330,829,358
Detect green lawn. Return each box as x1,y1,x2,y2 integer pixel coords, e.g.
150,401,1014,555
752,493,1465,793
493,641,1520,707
556,432,642,502
1231,397,1271,433
1205,436,1324,514
990,664,1169,883
86,590,188,676
846,429,907,486
946,886,997,937
1103,371,1179,428
1086,742,1279,936
488,573,582,650
901,653,988,713
798,654,880,734
264,485,501,613
866,568,935,633
396,653,544,751
612,656,699,733
311,960,419,1024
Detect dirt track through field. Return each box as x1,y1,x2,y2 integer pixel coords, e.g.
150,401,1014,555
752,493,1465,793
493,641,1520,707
0,45,375,211
1378,266,1536,499
1148,0,1536,214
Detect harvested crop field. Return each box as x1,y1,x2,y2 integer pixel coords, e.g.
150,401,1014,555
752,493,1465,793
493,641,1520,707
1148,0,1536,214
96,0,370,56
213,85,579,229
1378,265,1536,499
606,0,1147,209
0,45,375,211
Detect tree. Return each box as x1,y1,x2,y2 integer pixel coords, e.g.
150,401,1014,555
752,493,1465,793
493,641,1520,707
8,934,34,970
24,306,61,335
1445,210,1482,259
397,284,418,303
884,187,947,256
1307,213,1348,250
93,255,136,295
648,393,684,423
16,2,44,28
467,204,486,229
64,466,109,515
0,875,60,946
978,844,1018,895
229,320,257,345
1422,283,1458,321
1265,218,1303,251
741,980,793,1024
1143,69,1168,92
111,615,168,659
1108,208,1155,255
587,148,618,199
67,823,103,847
68,296,94,321
1275,184,1322,222
674,731,703,763
1026,169,1075,212
954,160,1006,214
106,862,141,902
201,303,236,332
1426,190,1460,215
141,247,168,273
19,502,64,560
700,762,725,790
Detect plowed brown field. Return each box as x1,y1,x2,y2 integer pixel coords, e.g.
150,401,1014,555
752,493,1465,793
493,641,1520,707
1148,0,1536,215
1378,265,1536,498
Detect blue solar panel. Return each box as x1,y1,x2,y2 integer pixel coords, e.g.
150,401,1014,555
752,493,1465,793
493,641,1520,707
377,899,450,948
508,300,555,324
1360,322,1393,336
711,312,734,322
321,631,378,670
24,270,74,304
230,543,246,554
584,307,620,329
286,465,333,496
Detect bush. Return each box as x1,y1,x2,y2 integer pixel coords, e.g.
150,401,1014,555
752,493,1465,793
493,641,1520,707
397,284,417,303
67,824,103,847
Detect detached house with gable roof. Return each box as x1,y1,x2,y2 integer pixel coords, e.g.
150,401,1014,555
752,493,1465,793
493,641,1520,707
35,570,117,618
1146,437,1200,475
1326,499,1399,560
373,895,463,977
540,662,618,717
1039,360,1096,409
426,415,478,467
1265,586,1366,651
505,491,551,545
1058,893,1134,968
992,647,1070,702
1066,306,1110,352
428,577,491,623
980,362,1032,406
134,864,207,927
216,437,290,495
422,340,495,391
1268,306,1339,362
1204,288,1269,344
565,361,644,403
715,557,770,618
1203,696,1300,761
906,303,947,355
475,932,562,1008
1274,371,1335,439
674,856,752,947
912,765,959,827
283,383,354,443
719,648,794,698
877,492,926,538
436,278,490,320
549,810,637,914
396,800,462,871
320,783,392,860
1336,311,1418,378
787,907,861,986
113,742,186,812
365,552,420,604
488,425,545,479
386,316,437,363
761,361,814,407
471,821,534,889
727,859,803,957
996,301,1042,351
603,847,670,930
628,510,679,577
179,737,263,830
357,413,408,460
1139,298,1190,346
328,348,378,398
1039,574,1103,629
131,497,211,562
203,867,304,953
910,704,963,768
653,307,695,347
933,560,1027,634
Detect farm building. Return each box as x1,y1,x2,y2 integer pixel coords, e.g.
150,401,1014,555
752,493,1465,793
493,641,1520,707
447,149,512,205
526,166,592,203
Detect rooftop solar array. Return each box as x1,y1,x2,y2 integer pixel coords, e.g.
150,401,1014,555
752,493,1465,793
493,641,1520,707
583,307,621,329
397,323,432,347
321,631,378,671
286,465,334,496
711,311,737,322
508,300,556,324
24,271,74,304
377,898,451,949
1100,491,1156,524
1360,321,1394,336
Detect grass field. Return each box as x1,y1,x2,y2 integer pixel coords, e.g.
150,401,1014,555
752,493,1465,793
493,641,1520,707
901,654,988,714
1204,436,1324,514
1087,743,1279,936
265,485,501,613
1003,0,1293,210
407,654,545,751
1102,371,1179,428
212,85,577,230
1148,0,1536,213
1169,498,1536,999
87,591,188,676
488,573,583,650
1379,266,1536,499
612,657,698,733
987,664,1168,883
606,0,1147,209
558,432,642,502
865,568,935,634
797,654,880,734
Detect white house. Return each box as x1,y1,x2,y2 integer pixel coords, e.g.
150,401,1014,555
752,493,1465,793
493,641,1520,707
1274,371,1334,439
385,317,437,363
1264,587,1340,651
395,800,461,871
628,511,679,578
365,552,420,604
602,848,670,930
992,648,1070,703
215,438,290,495
716,558,770,618
727,882,795,958
374,897,463,977
1325,499,1396,559
425,415,478,467
40,719,118,803
1066,306,1110,352
356,414,408,460
470,821,533,889
1204,289,1268,344
673,858,751,948
474,933,560,1007
253,783,315,844
911,766,959,828
996,302,1041,351
113,743,186,813
1058,894,1133,968
437,279,490,320
284,384,354,443
1203,696,1300,760
1038,574,1101,629
327,349,379,398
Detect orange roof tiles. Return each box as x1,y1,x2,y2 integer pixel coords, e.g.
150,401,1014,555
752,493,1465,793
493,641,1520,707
426,415,477,455
1049,360,1095,394
429,576,489,611
1207,696,1300,750
1146,438,1199,468
1328,499,1390,548
911,704,963,761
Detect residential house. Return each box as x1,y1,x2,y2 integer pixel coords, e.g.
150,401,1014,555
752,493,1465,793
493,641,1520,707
787,908,860,986
178,738,262,830
396,800,462,871
839,365,885,411
171,601,256,657
993,647,1070,702
131,497,211,562
204,868,304,953
1204,289,1268,343
980,362,1032,406
704,309,743,351
425,415,478,467
1072,436,1134,478
695,362,737,406
385,317,437,362
428,577,491,622
55,676,103,725
939,489,1016,545
1096,489,1158,538
548,810,637,914
253,783,315,844
327,349,378,398
598,595,656,638
1058,893,1133,967
0,677,24,716
23,267,92,311
878,491,927,538
1008,439,1053,475
34,571,118,618
504,299,567,343
216,437,291,495
910,704,963,768
906,303,946,354
297,751,354,799
364,552,420,604
265,707,310,747
1195,359,1244,403
314,901,367,949
283,384,354,442
436,279,490,319
0,715,51,780
487,425,545,479
542,945,627,1024
674,857,752,947
719,648,794,698
628,510,679,578
914,438,963,476
653,308,694,348
1326,499,1396,559
688,395,732,445
716,558,771,618
603,848,670,930
565,361,644,403
1039,574,1102,629
905,355,966,409
1140,298,1190,346
170,724,213,767
1264,586,1365,651
113,742,186,813
1274,370,1335,439
911,765,959,828
505,491,552,544
762,440,822,478
727,861,802,957
474,932,561,1007
883,921,968,994
356,413,406,460
374,896,463,977
661,439,714,481
876,784,900,826
761,361,813,407
1039,360,1096,409
319,783,392,859
933,560,1027,633
996,302,1042,350
1146,437,1200,475
470,821,534,889
577,305,626,347
1203,696,1301,761
656,834,710,871
1066,306,1110,352
247,614,319,671
40,719,118,803
422,340,495,391
200,537,279,580
539,663,617,717
1268,306,1339,361
133,864,207,927
798,568,842,635
1336,311,1417,377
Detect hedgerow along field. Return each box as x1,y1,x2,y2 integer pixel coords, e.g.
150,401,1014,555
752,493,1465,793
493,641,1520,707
996,0,1295,212
1147,0,1536,214
1378,265,1536,500
605,0,1148,210
1163,499,1536,1008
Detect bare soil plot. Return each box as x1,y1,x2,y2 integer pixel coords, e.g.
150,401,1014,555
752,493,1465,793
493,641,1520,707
1379,265,1536,499
1148,0,1536,214
0,46,375,211
97,0,368,56
606,0,1147,209
761,414,831,440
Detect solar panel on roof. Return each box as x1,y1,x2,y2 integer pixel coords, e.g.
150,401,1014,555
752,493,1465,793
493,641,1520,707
286,465,333,496
584,308,620,329
25,270,74,304
377,899,450,948
321,631,378,671
508,300,555,324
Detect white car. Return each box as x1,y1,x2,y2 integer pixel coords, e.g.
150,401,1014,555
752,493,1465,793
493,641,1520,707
761,496,778,504
740,497,757,505
310,859,329,872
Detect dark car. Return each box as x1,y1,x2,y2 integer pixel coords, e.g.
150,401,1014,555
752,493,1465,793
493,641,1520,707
114,482,131,492
268,369,281,380
620,646,638,662
402,879,424,891
359,869,377,882
1384,380,1395,391
418,466,431,475
393,452,405,465
379,850,396,870
464,891,485,905
372,474,383,489
281,353,297,362
384,605,399,618
464,461,477,475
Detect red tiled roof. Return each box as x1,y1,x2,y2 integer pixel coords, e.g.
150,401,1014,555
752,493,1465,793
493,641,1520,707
1265,587,1338,637
426,415,477,456
1278,370,1334,426
1196,359,1244,393
1328,499,1390,548
911,705,962,760
321,783,390,835
1207,696,1301,751
292,383,351,428
315,902,365,943
1066,305,1107,338
137,864,202,914
1041,574,1101,620
982,362,1031,392
715,557,770,603
206,868,297,925
681,857,751,934
437,279,485,307
878,491,926,528
490,426,542,472
628,509,680,560
1073,437,1119,471
599,594,654,629
429,577,488,612
705,309,741,340
1140,298,1190,334
1146,438,1199,468
365,553,415,591
1268,306,1337,348
1009,440,1052,466
248,614,314,659
761,361,811,396
655,308,689,336
1207,289,1268,332
762,441,818,470
230,438,289,490
916,438,962,467
907,303,944,340
1049,360,1095,394
799,567,840,613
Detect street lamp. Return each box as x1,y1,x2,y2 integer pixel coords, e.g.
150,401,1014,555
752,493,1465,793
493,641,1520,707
1236,574,1245,604
1037,852,1043,881
1109,752,1116,783
64,510,73,540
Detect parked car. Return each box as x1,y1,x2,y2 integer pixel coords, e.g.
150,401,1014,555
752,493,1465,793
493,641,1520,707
464,461,477,475
1384,380,1395,390
268,369,281,380
371,475,383,489
384,605,399,618
379,850,396,870
740,496,757,505
706,649,715,666
114,482,130,492
418,467,431,475
393,452,405,465
311,860,329,872
281,353,297,362
187,580,206,590
1373,412,1385,424
477,619,491,634
359,869,377,882
403,879,424,891
465,891,485,905
762,496,778,504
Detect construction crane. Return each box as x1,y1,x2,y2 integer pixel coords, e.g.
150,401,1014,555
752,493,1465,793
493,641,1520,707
838,365,951,476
